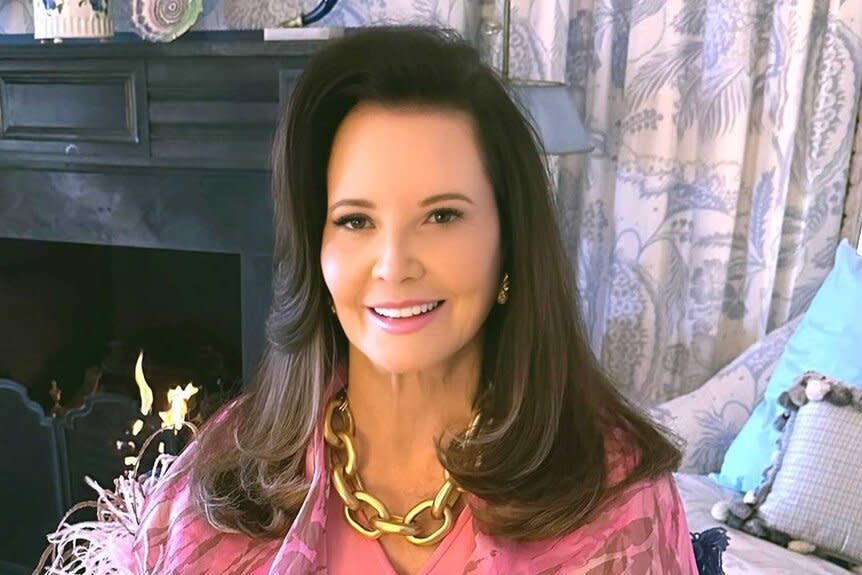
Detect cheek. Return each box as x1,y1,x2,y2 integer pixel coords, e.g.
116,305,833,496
320,234,349,298
321,233,374,310
437,223,501,301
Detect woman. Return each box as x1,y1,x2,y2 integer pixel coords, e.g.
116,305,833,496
127,27,697,575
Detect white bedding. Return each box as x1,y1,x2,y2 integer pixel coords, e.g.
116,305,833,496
675,473,854,575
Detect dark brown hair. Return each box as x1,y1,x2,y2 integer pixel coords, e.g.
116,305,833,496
186,26,681,540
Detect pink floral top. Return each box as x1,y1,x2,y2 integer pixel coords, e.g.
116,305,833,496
125,396,698,575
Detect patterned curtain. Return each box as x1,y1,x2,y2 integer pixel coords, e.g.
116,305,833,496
484,0,862,403
842,91,862,247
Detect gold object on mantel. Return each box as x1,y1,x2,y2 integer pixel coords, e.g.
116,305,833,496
323,391,481,546
276,15,303,28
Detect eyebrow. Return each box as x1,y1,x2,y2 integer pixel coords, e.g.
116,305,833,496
329,192,474,212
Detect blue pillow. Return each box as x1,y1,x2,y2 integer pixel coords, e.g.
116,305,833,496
711,239,862,492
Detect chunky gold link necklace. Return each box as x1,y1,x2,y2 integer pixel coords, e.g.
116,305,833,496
323,391,480,546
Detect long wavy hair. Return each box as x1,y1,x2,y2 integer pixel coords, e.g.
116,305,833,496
186,26,681,541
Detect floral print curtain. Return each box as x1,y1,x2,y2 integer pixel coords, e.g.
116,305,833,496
492,0,862,402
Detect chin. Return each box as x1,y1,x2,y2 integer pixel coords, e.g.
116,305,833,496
363,347,452,375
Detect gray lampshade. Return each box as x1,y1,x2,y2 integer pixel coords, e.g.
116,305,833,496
495,0,591,156
511,82,592,155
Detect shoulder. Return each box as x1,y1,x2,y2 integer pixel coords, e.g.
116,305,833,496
132,442,283,573
475,429,695,574
555,472,695,574
479,473,695,574
583,429,694,568
130,443,210,570
130,400,257,572
134,399,237,530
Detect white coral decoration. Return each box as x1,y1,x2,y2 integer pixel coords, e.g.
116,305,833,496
35,450,179,574
804,379,831,401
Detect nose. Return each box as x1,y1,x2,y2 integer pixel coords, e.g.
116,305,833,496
371,227,423,283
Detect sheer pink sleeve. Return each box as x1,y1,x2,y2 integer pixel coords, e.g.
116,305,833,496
563,472,698,574
128,401,283,574
561,439,698,574
472,430,698,574
471,472,698,574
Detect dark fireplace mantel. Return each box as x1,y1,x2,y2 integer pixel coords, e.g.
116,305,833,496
0,31,325,382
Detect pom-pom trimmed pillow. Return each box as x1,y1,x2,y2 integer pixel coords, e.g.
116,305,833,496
713,239,862,493
712,371,862,569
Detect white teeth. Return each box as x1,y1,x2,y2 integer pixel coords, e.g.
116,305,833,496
373,301,441,319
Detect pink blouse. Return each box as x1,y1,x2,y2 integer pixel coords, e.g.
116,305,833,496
122,393,698,575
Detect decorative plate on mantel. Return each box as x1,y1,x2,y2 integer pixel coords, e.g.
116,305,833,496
130,0,202,42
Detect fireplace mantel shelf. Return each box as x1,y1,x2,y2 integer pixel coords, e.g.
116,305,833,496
0,31,323,58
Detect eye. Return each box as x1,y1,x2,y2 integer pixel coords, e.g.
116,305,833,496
333,214,371,230
427,208,463,225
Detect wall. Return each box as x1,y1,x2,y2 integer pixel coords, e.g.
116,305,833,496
0,0,477,37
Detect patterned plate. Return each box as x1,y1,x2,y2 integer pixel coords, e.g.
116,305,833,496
130,0,202,42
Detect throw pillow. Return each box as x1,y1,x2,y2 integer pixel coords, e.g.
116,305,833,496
713,372,862,568
712,239,862,492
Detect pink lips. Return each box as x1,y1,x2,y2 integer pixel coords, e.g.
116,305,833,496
367,301,445,335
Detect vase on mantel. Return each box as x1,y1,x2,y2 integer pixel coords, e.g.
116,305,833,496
33,0,114,43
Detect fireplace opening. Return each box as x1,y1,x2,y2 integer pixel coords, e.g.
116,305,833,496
0,237,249,568
1,237,244,413
1,237,246,532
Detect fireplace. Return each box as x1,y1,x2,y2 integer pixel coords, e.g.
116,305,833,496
0,31,319,570
0,165,276,387
0,237,242,411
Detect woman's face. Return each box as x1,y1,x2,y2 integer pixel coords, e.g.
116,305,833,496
321,102,502,374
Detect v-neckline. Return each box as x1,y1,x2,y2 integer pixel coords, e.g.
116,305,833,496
370,503,473,575
325,488,475,575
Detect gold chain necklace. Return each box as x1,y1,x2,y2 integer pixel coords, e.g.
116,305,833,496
323,391,480,546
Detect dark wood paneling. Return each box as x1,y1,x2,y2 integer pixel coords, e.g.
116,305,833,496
146,57,282,101
0,60,148,161
278,68,301,108
0,32,319,171
146,58,281,168
148,101,279,124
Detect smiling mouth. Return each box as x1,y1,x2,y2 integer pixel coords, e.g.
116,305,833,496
369,300,445,319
